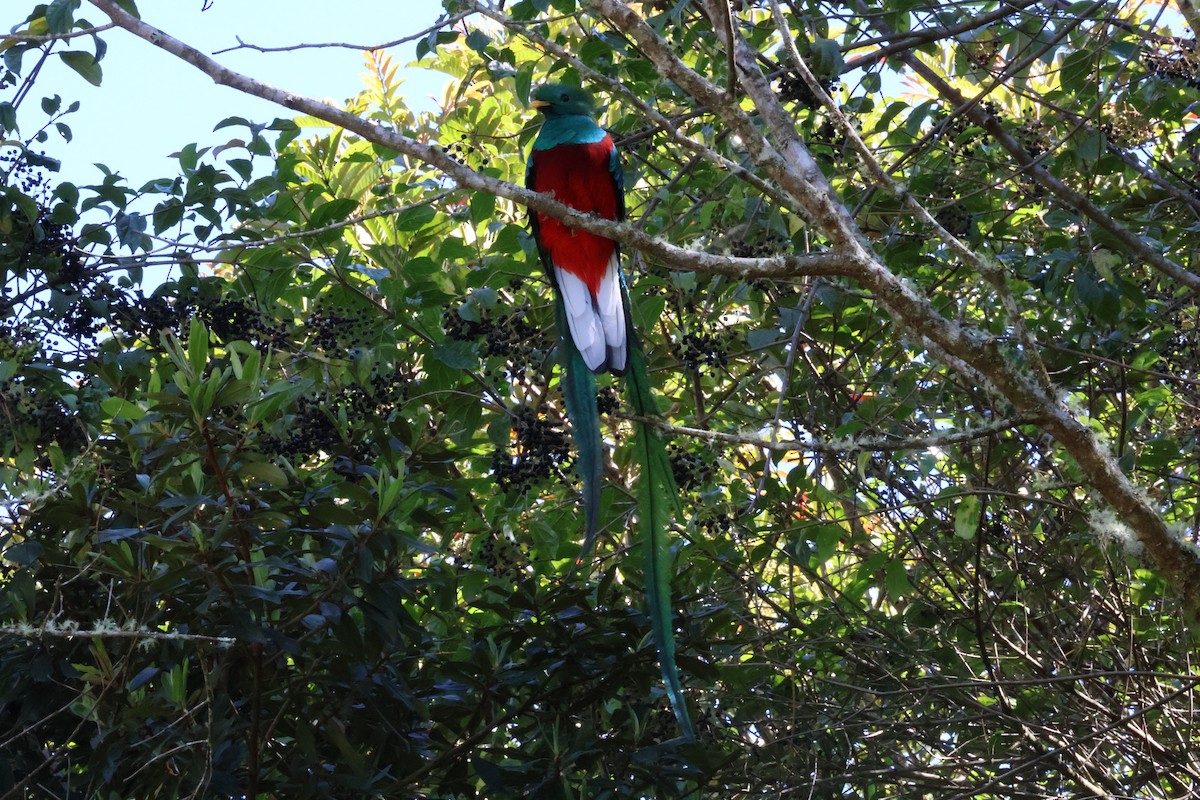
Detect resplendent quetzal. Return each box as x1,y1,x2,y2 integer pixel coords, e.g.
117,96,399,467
527,83,694,739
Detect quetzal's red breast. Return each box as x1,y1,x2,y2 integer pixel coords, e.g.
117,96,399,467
529,135,619,296
529,128,627,375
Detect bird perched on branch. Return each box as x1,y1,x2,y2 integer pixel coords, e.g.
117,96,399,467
526,82,693,740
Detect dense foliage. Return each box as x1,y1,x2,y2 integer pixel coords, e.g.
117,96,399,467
3,0,1200,796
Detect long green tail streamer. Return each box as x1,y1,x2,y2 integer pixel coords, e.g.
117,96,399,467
556,296,692,738
556,298,604,558
625,337,695,740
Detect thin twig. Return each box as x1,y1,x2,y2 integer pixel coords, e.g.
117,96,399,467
212,11,471,55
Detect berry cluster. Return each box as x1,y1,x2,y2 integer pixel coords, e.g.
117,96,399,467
1014,118,1051,161
0,321,38,362
0,148,51,195
480,308,541,380
666,441,714,491
0,154,84,285
935,101,1001,165
440,134,493,169
105,292,173,338
477,531,528,578
0,382,88,454
490,404,572,494
109,291,285,350
748,279,802,306
730,231,790,259
696,508,735,536
59,279,126,341
812,117,860,164
444,303,546,382
962,39,1003,70
479,308,538,358
442,306,485,341
118,292,182,339
1103,103,1152,149
265,394,343,459
308,304,375,352
777,73,838,109
1144,39,1200,89
265,368,409,461
678,330,730,372
203,297,288,347
596,385,620,416
1160,306,1200,384
33,213,85,285
934,203,972,238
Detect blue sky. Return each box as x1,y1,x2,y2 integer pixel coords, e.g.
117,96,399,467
35,0,450,187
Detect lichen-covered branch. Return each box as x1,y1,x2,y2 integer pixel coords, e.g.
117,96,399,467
586,0,1200,613
86,0,851,281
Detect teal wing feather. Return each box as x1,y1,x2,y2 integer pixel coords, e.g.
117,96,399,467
556,295,604,558
625,335,695,740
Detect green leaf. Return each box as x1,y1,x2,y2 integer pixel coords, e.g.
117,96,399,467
885,559,913,598
187,316,209,377
46,0,81,34
809,37,844,77
58,51,102,86
469,190,496,225
115,211,147,250
1058,49,1092,96
3,540,44,566
954,494,981,540
465,28,493,55
101,397,145,420
394,204,436,231
153,198,185,234
239,461,289,488
5,185,40,224
746,327,783,350
0,102,17,133
1075,129,1105,162
308,197,360,229
3,46,25,77
432,339,478,370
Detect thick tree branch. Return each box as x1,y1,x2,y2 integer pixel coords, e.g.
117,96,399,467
583,0,862,246
589,0,1200,613
86,0,1200,613
85,0,851,282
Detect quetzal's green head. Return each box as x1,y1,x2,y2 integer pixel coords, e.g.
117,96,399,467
530,83,597,117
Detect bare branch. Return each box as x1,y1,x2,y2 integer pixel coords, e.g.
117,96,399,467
631,413,1033,453
1,22,115,43
86,0,852,282
211,11,471,55
0,623,236,647
587,0,1200,612
842,0,1042,72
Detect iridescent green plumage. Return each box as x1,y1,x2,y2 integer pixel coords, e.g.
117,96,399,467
527,84,693,740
